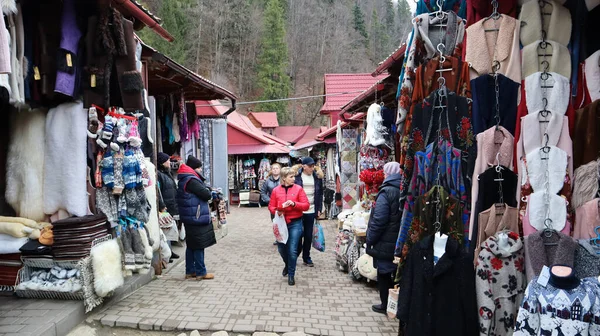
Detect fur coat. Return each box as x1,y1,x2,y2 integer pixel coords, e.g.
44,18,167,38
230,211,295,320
519,0,572,47
43,101,88,217
143,158,160,251
6,108,46,221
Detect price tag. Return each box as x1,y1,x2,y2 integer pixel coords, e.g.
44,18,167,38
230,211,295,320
33,66,41,80
90,74,96,88
66,53,72,67
537,265,550,287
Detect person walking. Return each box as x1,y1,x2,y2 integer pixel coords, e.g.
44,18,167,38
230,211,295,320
157,152,180,260
366,162,402,314
177,155,216,280
268,167,309,286
260,163,281,245
294,157,323,267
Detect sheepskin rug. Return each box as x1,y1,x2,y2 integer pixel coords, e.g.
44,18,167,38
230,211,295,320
5,108,46,221
43,102,88,217
91,238,124,298
144,158,160,251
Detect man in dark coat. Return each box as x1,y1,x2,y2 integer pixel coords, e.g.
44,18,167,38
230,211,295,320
177,155,216,280
366,162,402,314
157,152,180,259
294,157,324,267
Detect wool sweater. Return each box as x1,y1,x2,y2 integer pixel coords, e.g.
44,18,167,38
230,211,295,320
574,240,600,279
466,15,522,84
523,230,578,282
476,231,526,336
515,277,600,335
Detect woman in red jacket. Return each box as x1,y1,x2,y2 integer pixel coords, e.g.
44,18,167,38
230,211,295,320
268,167,309,286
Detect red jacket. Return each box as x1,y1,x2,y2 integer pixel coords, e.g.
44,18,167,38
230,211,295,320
268,184,309,223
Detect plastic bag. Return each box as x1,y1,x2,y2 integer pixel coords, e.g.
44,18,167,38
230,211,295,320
387,286,399,318
179,224,186,241
159,231,172,263
357,253,377,281
272,213,288,244
312,221,326,252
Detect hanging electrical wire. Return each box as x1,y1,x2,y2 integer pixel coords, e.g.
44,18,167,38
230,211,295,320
194,90,370,107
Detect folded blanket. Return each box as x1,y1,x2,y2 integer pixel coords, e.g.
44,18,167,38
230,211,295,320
0,234,28,254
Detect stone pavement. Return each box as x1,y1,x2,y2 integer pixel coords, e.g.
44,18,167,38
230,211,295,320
93,207,399,336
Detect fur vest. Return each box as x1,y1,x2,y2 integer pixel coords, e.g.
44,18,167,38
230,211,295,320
573,99,600,170
572,160,599,210
5,108,46,221
584,51,600,102
523,230,577,282
522,41,571,79
519,0,572,47
466,14,521,84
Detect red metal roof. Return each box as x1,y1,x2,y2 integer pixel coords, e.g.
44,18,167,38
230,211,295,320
372,44,407,76
226,112,290,154
274,126,310,144
247,112,279,128
293,127,325,150
316,113,366,140
320,73,388,114
195,100,230,116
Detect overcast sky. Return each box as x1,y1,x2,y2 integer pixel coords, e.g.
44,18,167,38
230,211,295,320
394,0,418,14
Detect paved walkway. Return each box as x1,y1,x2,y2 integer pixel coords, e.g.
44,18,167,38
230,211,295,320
93,207,399,336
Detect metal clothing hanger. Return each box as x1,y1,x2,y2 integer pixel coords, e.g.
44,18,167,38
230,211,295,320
483,0,501,32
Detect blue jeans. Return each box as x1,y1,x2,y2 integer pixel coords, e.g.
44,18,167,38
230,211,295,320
278,218,303,277
298,213,315,262
185,247,206,276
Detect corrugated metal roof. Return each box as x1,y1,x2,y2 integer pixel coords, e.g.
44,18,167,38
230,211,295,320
372,44,407,76
195,100,230,116
248,112,280,127
316,113,366,140
226,112,290,154
274,126,310,144
292,127,324,149
320,73,388,114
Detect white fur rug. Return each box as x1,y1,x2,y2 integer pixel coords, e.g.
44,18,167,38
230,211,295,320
6,108,46,221
143,158,160,251
43,102,88,217
91,238,124,298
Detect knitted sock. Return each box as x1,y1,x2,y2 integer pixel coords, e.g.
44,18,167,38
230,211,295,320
129,226,144,269
138,227,152,263
127,120,142,147
100,153,115,189
120,227,135,270
112,154,124,195
123,150,137,189
87,107,99,138
96,115,115,149
116,118,129,143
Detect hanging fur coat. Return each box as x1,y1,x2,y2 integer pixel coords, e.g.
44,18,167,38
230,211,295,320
5,108,46,221
143,158,160,251
43,101,88,217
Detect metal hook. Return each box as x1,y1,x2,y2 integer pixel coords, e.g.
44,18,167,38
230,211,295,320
437,43,446,56
541,60,550,72
492,60,500,74
543,97,548,110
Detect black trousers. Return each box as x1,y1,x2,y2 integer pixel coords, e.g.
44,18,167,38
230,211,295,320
377,272,395,307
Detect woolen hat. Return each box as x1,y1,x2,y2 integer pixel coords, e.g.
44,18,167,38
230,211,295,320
157,152,170,165
301,157,315,165
383,162,401,176
186,155,202,169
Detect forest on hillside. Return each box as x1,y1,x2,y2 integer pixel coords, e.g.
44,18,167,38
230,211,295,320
139,0,413,126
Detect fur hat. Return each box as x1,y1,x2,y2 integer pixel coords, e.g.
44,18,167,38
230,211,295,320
157,152,170,166
186,155,202,170
383,162,401,176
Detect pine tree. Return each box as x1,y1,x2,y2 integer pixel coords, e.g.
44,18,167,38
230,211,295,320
256,0,291,122
352,2,368,39
385,0,395,27
370,8,390,61
397,0,412,21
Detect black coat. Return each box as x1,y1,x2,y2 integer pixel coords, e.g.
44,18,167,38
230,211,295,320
366,174,401,264
157,169,179,216
294,168,323,213
398,236,478,336
184,221,216,250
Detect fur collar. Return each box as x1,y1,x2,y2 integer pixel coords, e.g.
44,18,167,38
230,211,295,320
520,0,572,46
478,126,514,167
522,41,571,79
526,146,567,193
0,0,16,14
572,160,599,210
521,113,567,155
585,50,600,102
466,14,516,75
525,230,577,280
527,192,567,231
525,72,570,114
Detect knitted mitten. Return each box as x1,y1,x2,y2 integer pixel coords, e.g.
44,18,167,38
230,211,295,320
138,226,153,264
129,226,145,269
116,118,129,143
112,153,124,195
100,153,115,189
127,121,142,147
96,115,115,149
120,227,135,271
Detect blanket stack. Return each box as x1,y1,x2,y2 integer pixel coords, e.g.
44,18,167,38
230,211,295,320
52,214,109,259
0,253,21,291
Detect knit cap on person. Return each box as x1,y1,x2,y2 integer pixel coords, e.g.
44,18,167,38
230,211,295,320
186,155,202,169
157,152,170,166
383,162,401,176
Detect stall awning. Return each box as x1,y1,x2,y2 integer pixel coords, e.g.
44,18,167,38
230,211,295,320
316,113,366,141
141,43,237,101
372,44,407,77
114,0,174,42
228,144,290,155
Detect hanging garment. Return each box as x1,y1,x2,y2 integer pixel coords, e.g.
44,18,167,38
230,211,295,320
521,41,572,79
519,0,572,47
398,236,477,336
113,18,144,112
470,74,520,135
525,146,568,194
43,102,88,217
523,230,577,282
469,126,514,241
573,99,600,170
466,0,518,26
465,15,521,83
396,12,466,130
584,51,600,102
572,159,599,210
585,4,600,56
54,0,82,98
573,199,600,240
416,0,467,19
395,187,464,282
574,239,600,278
473,206,520,264
476,231,526,336
5,109,46,222
514,277,600,336
0,0,15,74
6,7,24,106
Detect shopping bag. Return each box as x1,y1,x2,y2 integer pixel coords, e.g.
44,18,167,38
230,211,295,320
273,213,288,244
312,221,326,252
179,224,186,241
387,285,399,318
